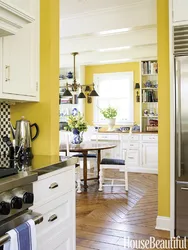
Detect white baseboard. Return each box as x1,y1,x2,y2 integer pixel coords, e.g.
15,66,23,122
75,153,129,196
120,167,158,174
156,216,171,231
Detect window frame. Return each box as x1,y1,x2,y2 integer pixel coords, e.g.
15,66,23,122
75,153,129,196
93,72,134,125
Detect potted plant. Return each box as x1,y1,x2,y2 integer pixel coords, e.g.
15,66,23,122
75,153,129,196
65,113,87,144
100,106,117,131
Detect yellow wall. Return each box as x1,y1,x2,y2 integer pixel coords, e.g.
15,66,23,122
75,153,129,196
11,0,59,156
85,62,140,125
157,0,170,217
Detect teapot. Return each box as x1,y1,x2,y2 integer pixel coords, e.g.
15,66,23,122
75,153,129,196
10,116,39,149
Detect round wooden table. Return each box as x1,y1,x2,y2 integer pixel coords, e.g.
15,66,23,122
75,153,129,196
59,142,116,191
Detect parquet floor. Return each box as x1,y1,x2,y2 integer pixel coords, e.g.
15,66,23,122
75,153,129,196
76,171,170,250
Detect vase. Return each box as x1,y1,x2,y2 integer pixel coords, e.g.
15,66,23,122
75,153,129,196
72,128,83,144
107,118,116,131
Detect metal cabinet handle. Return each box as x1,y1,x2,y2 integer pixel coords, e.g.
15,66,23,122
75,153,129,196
5,65,10,82
128,156,134,159
130,144,134,146
181,187,188,191
48,214,58,222
49,182,59,189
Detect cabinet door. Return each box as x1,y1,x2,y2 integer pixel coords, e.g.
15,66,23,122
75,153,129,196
142,143,158,167
124,149,140,166
173,0,188,23
2,0,39,98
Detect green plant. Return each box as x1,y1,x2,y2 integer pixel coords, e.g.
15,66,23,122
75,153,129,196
100,106,117,119
65,113,87,132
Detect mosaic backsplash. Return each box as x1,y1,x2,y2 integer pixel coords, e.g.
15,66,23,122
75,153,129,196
0,103,10,157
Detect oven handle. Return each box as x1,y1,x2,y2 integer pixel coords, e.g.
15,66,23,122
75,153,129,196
0,213,43,247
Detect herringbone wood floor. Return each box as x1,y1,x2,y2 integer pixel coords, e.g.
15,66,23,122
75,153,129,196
76,171,170,250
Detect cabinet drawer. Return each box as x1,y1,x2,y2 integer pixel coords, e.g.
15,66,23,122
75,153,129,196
124,150,139,166
142,135,158,142
96,134,119,141
122,142,139,149
33,168,74,205
36,191,73,239
130,135,139,141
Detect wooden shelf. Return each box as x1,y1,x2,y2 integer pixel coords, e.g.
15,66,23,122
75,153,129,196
142,74,158,76
142,88,158,90
142,116,158,118
142,102,158,104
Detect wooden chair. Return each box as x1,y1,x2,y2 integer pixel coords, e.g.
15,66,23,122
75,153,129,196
59,131,81,193
98,129,132,192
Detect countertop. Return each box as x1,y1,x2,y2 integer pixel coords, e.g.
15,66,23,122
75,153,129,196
0,155,78,189
28,155,78,175
98,130,158,134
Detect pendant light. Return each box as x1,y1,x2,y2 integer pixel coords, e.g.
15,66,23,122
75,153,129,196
89,83,99,97
61,52,99,98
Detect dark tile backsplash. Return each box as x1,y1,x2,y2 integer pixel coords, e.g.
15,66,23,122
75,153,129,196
0,103,10,157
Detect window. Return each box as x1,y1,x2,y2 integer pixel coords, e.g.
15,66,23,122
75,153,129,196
93,72,134,125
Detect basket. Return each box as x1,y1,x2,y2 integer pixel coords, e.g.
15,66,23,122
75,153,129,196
146,125,158,132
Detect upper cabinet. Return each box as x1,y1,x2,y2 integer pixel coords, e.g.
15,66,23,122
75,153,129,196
172,0,188,23
0,0,39,102
0,0,35,36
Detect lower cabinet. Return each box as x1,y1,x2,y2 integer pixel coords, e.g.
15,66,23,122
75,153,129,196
32,166,76,250
93,133,158,174
142,143,158,168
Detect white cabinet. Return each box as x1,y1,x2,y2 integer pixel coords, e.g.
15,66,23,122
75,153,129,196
1,0,35,16
92,132,158,173
0,0,39,101
32,166,76,250
172,0,188,23
142,143,158,168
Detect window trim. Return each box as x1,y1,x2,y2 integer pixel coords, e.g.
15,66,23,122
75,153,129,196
93,72,134,125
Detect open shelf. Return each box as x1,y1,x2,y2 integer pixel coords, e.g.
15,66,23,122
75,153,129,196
142,116,158,118
140,60,158,132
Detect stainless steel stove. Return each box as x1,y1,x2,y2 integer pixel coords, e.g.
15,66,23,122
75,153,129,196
0,165,42,248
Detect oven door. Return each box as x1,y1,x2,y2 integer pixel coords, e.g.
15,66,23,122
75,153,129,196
0,210,43,248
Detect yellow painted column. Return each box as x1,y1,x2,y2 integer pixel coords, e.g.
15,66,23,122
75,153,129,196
157,0,170,217
11,0,59,156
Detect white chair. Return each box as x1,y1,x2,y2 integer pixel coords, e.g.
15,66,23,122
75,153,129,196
59,131,81,193
98,129,132,192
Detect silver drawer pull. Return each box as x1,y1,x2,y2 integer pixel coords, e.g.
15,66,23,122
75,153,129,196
49,182,59,189
48,214,58,222
130,144,134,146
128,157,134,159
181,187,188,191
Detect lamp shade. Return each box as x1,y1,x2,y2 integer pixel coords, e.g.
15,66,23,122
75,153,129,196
62,88,72,97
89,89,99,97
135,83,140,89
78,91,86,98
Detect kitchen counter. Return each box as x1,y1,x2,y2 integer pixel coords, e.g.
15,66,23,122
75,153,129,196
0,155,78,189
29,155,78,175
98,130,158,134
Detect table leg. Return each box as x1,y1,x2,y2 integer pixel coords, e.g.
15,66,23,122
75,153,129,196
97,150,101,180
83,151,88,191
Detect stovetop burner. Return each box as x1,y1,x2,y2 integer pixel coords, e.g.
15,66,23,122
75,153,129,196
0,168,18,178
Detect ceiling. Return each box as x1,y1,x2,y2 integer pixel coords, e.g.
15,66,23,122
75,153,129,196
60,0,157,67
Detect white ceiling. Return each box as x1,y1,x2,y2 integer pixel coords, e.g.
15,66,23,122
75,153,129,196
60,0,157,67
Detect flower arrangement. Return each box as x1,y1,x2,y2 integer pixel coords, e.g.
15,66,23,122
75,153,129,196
65,113,87,133
100,106,117,119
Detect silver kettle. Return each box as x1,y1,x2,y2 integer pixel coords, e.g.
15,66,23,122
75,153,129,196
10,116,39,149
